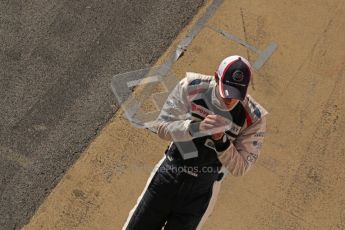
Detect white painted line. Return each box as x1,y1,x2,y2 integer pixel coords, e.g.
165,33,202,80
253,42,278,70
207,24,278,70
173,0,224,63
207,24,261,53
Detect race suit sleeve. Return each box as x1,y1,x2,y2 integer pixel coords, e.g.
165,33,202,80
149,78,194,142
217,116,267,177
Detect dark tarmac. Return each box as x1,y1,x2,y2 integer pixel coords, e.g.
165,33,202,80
0,0,203,229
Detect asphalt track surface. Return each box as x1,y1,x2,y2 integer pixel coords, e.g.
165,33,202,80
0,1,204,229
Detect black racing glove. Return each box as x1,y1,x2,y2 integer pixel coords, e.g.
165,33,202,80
212,134,231,152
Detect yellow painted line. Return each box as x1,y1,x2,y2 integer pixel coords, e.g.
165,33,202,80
24,0,345,229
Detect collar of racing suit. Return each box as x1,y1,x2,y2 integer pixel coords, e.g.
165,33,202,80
210,80,239,111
